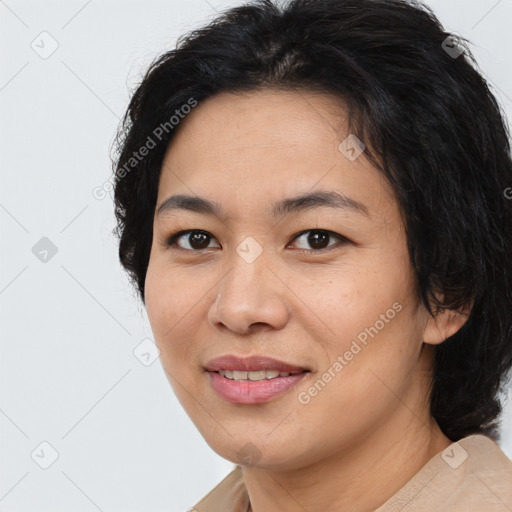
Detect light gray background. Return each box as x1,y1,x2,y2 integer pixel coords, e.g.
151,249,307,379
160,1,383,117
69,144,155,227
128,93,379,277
1,1,511,511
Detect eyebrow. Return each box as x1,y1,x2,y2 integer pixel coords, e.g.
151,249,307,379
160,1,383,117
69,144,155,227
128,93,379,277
156,190,370,219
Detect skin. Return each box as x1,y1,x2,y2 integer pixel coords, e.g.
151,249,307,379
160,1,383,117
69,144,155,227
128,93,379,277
144,89,468,512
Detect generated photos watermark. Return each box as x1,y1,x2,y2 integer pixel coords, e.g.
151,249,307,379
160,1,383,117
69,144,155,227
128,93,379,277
298,301,403,405
93,97,198,200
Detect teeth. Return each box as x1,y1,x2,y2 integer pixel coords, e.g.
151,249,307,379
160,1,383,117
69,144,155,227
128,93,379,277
248,370,266,381
218,369,295,381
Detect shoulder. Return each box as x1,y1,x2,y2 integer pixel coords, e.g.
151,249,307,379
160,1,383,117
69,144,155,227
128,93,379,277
453,434,512,508
191,465,249,512
376,434,512,512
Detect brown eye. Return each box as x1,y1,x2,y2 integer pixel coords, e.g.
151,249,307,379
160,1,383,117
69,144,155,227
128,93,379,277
165,230,220,251
165,228,346,253
291,229,347,251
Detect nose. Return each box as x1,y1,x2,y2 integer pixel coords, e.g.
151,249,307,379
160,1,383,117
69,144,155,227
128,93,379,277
207,249,290,335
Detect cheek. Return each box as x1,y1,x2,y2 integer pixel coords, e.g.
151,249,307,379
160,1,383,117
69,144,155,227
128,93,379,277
144,259,209,364
298,252,423,401
145,259,192,326
295,257,411,348
144,262,170,335
144,261,183,349
294,301,423,438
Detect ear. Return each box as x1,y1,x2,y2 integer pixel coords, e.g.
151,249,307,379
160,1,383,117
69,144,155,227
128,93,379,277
423,301,472,346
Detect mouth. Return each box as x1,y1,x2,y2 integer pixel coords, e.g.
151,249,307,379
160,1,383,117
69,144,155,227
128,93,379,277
204,355,311,404
204,354,310,374
214,369,307,381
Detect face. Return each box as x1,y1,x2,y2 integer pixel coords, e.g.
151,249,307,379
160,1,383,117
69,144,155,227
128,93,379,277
144,89,434,470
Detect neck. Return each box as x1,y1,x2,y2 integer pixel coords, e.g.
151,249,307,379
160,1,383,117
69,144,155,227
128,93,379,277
242,395,451,512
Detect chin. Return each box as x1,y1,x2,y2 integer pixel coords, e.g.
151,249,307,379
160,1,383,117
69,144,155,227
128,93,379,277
204,435,313,471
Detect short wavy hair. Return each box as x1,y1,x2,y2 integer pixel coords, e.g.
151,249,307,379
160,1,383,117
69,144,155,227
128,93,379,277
112,0,512,442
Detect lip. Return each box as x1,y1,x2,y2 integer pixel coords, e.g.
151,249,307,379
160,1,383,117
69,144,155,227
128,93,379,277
204,355,309,373
204,355,310,404
207,371,308,404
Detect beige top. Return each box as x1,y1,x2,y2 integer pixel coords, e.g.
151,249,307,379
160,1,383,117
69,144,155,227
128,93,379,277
191,434,512,511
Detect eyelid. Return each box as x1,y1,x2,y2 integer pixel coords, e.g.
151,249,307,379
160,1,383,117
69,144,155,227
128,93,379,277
289,229,348,251
164,228,348,252
165,229,220,250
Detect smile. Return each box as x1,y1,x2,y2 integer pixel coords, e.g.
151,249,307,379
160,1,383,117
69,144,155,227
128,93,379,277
207,369,309,404
217,369,303,380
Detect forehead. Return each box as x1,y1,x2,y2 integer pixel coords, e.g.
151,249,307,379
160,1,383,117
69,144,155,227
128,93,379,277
164,89,347,161
157,89,397,221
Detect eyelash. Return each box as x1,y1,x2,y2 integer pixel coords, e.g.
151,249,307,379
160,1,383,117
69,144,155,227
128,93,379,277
164,229,349,254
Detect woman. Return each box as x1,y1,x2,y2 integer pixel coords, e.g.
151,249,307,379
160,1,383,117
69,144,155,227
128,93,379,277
112,0,512,510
